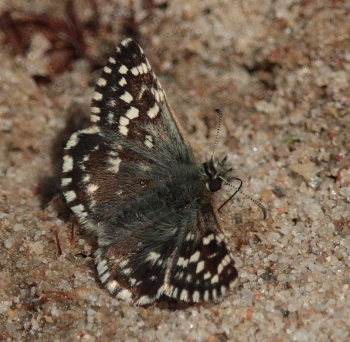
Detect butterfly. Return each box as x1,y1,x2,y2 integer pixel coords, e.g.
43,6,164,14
61,38,238,305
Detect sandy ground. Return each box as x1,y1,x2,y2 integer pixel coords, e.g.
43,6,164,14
0,0,350,341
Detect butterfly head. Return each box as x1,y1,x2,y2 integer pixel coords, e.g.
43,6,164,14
203,156,231,193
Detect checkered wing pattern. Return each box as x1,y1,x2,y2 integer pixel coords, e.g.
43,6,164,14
164,204,238,303
61,38,238,305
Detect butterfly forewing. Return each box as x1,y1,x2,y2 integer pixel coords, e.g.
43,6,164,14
62,38,239,305
62,38,190,225
91,38,189,161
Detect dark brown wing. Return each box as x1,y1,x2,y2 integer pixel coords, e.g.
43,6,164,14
61,38,194,232
62,38,237,305
164,203,238,302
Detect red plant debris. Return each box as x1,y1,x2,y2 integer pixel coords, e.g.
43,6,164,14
0,0,100,75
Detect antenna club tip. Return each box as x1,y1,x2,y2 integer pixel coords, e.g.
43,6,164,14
215,108,223,116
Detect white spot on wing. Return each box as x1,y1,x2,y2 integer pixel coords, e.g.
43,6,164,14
204,272,211,280
212,289,218,300
104,66,112,74
196,260,205,273
180,289,189,301
61,178,72,187
144,135,153,148
192,291,200,302
203,234,214,245
172,287,178,298
125,106,139,120
177,257,189,268
71,203,84,212
121,38,132,46
100,272,110,284
146,251,160,263
216,233,224,243
107,280,118,293
119,116,129,126
211,274,219,284
63,155,73,172
131,67,139,75
87,184,99,193
97,78,107,87
108,57,116,64
93,92,103,101
144,141,153,149
83,174,90,183
153,89,161,102
185,232,194,241
108,157,121,173
66,133,79,149
81,126,101,135
119,65,128,74
176,271,184,280
119,260,128,268
89,199,96,209
218,255,231,274
121,268,132,275
107,112,114,124
97,260,108,275
91,115,100,123
94,249,102,260
141,62,148,73
156,285,164,298
119,126,128,136
117,289,132,302
147,103,159,118
146,58,151,70
109,99,117,107
119,77,127,86
157,80,164,95
71,204,87,219
91,106,101,113
189,251,200,263
64,190,76,202
221,286,227,295
138,84,147,99
137,295,153,305
120,91,133,103
138,46,145,55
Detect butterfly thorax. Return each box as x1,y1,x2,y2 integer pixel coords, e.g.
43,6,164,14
150,163,209,213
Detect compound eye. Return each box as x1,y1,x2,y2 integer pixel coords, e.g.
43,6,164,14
206,178,222,192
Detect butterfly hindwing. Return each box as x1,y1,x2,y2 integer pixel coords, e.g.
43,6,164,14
164,204,238,302
95,224,181,305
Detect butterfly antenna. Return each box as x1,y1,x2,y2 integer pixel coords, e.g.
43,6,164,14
218,177,267,219
211,109,223,161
